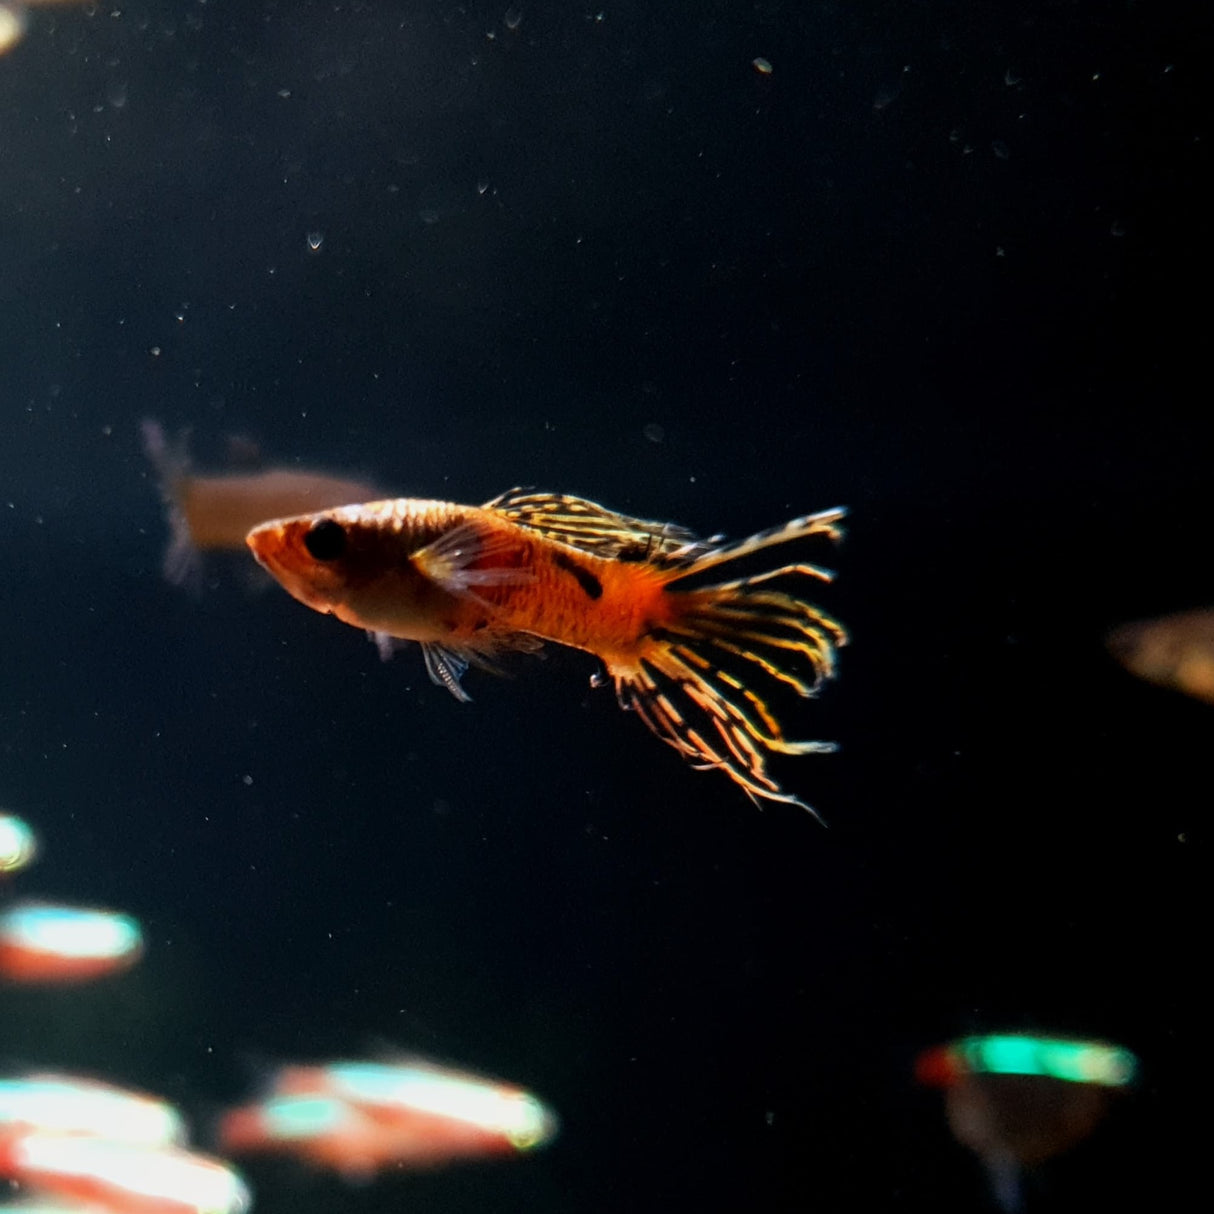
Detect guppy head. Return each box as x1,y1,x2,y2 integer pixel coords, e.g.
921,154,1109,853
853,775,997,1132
246,509,360,616
245,501,457,641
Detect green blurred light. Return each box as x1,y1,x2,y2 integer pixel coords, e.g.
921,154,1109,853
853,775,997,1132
955,1034,1138,1086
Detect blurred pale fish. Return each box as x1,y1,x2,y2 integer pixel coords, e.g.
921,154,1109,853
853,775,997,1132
220,1056,557,1179
0,1,94,57
0,7,27,56
277,1059,558,1151
0,1074,186,1148
0,813,37,876
1107,607,1214,705
0,1203,112,1213
0,1204,121,1214
141,419,383,588
0,902,143,984
0,1132,250,1214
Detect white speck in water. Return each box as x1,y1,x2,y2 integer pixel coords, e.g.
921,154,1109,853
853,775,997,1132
504,8,523,32
307,231,324,251
643,422,665,443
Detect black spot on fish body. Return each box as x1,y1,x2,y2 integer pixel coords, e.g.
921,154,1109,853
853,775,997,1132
552,550,603,599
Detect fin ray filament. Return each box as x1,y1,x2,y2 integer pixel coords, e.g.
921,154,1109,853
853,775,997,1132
610,522,847,817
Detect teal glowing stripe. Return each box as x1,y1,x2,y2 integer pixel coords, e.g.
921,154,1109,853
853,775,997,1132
263,1096,350,1140
955,1035,1138,1086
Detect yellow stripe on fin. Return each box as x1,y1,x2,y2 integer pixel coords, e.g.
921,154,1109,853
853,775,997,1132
663,509,846,584
607,508,847,817
484,488,708,563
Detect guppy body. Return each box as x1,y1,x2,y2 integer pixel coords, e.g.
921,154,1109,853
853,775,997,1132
248,489,847,813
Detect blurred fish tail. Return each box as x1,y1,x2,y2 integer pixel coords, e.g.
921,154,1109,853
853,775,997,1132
140,418,201,589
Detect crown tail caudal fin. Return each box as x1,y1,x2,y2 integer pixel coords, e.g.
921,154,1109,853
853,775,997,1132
609,508,848,818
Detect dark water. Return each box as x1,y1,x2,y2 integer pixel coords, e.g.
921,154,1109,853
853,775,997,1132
0,2,1203,1210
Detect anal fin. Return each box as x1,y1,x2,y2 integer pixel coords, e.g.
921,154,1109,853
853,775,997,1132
423,642,473,702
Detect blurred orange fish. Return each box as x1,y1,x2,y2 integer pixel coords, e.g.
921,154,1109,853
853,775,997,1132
141,419,382,587
247,490,846,813
220,1056,556,1180
1107,607,1214,705
219,1095,405,1178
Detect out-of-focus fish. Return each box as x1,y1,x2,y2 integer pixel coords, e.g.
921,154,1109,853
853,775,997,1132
0,813,37,876
247,490,846,813
0,1,94,57
916,1034,1138,1213
0,1074,187,1148
219,1095,397,1179
141,419,383,588
0,902,143,984
0,1131,250,1214
0,6,27,56
0,1201,118,1213
219,1057,556,1179
276,1060,557,1151
1107,607,1214,705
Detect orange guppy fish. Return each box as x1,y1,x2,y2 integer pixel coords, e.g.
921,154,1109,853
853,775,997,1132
247,490,847,813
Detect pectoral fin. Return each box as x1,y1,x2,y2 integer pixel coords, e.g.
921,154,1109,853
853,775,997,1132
411,521,534,598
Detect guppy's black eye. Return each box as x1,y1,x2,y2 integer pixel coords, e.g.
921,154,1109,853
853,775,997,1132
304,518,347,561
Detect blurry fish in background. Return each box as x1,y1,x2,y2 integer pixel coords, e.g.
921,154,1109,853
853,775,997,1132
0,812,37,876
0,1,92,57
0,1073,187,1148
0,902,143,984
0,6,26,56
0,1131,250,1214
915,1033,1138,1212
0,1202,110,1213
219,1056,557,1180
1107,607,1214,705
220,1094,402,1180
140,419,383,589
247,490,846,814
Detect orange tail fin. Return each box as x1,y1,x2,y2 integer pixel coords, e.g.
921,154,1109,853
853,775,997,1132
609,509,847,818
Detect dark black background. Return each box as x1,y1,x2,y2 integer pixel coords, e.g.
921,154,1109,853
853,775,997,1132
1,2,1204,1210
